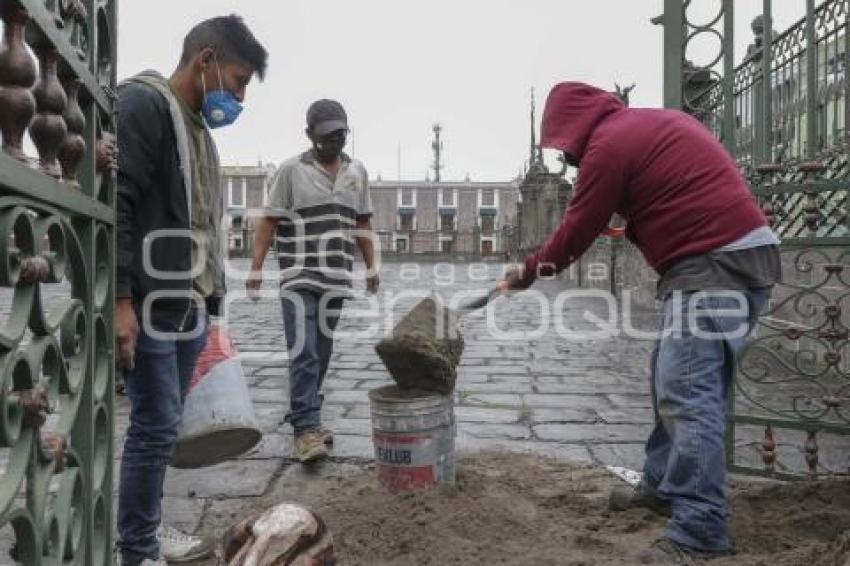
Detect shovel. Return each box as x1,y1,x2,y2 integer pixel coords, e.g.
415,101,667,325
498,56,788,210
453,286,503,315
419,285,505,339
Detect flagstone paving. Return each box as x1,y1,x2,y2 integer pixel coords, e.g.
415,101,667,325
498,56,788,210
108,260,848,537
114,260,656,534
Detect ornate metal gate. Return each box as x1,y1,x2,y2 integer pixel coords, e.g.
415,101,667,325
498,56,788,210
661,0,850,478
0,0,116,562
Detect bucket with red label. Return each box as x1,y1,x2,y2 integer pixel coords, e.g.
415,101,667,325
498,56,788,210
171,321,261,469
368,385,455,492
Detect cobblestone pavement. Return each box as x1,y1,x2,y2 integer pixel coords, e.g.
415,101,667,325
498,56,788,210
114,259,661,534
0,252,847,560
0,257,844,545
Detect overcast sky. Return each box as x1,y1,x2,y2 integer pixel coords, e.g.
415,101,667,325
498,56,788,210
118,1,804,181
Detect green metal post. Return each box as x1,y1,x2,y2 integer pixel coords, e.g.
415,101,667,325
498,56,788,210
663,0,685,109
846,0,850,149
761,0,773,163
806,0,818,158
722,0,736,155
846,0,850,235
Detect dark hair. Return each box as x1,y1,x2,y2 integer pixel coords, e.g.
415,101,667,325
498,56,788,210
179,14,268,80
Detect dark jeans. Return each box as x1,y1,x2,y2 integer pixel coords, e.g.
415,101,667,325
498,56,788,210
642,288,770,553
118,311,208,565
281,290,343,434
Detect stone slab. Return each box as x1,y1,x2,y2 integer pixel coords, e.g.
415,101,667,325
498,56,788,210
454,406,523,424
326,434,374,459
533,423,652,444
458,423,532,440
589,443,647,470
164,460,280,498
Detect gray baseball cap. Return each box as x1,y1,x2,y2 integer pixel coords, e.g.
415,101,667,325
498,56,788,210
307,99,349,136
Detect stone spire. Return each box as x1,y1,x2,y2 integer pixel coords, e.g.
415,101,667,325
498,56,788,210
527,88,548,175
529,87,537,168
431,123,443,183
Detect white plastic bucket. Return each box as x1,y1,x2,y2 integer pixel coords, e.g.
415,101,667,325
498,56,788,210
171,323,261,469
369,385,455,492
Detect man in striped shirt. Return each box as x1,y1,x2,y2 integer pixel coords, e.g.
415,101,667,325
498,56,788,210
248,100,378,462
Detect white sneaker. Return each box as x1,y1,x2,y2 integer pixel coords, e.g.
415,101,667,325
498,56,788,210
140,560,168,566
157,523,215,563
115,557,166,566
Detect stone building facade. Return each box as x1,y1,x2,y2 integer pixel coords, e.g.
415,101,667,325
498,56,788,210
368,179,521,257
219,164,520,260
220,163,276,257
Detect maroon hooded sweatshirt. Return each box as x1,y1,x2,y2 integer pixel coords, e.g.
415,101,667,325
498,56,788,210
524,82,768,280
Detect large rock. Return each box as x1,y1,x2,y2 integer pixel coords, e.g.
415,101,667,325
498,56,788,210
375,296,464,394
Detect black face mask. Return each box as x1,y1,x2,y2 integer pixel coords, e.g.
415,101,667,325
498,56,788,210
314,130,347,163
562,151,579,167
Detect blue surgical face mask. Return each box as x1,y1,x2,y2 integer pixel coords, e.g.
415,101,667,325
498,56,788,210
201,57,243,129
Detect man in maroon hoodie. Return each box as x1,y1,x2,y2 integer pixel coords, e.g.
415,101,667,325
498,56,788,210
500,82,779,563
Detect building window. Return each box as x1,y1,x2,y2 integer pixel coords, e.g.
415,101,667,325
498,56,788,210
441,239,453,254
401,188,414,206
482,189,495,206
480,216,495,234
229,178,246,208
400,214,414,231
440,214,455,232
442,189,454,206
229,234,243,250
395,238,408,253
481,240,493,256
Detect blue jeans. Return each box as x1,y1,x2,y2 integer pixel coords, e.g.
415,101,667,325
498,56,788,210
281,290,343,434
118,311,208,565
642,288,769,553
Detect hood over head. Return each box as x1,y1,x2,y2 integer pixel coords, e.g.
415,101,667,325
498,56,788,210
540,82,625,163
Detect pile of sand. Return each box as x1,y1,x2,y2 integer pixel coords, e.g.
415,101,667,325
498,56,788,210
375,297,464,395
199,453,850,566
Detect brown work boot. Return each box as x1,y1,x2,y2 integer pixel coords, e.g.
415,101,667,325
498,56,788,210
635,538,727,564
608,483,671,516
293,431,329,463
635,539,692,565
317,427,334,445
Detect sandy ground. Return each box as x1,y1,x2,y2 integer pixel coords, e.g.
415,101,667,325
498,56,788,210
198,452,850,565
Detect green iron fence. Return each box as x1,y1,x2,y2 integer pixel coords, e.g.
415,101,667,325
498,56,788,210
0,0,116,562
661,0,850,478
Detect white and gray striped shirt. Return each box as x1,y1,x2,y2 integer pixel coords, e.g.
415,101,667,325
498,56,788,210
266,151,372,297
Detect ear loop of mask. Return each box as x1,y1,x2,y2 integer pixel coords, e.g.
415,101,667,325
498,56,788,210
213,52,224,90
200,51,225,94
